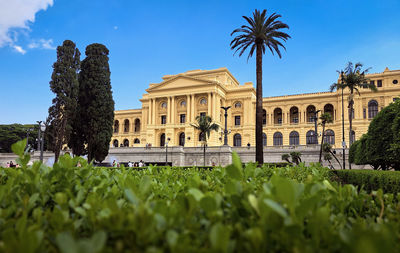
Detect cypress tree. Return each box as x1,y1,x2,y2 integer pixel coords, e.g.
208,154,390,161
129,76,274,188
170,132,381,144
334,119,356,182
48,40,80,162
78,43,114,162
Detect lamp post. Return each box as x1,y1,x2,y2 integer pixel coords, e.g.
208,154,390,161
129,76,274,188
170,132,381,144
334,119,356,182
314,110,321,144
221,106,231,146
36,121,46,162
341,81,346,170
25,127,34,151
165,137,170,165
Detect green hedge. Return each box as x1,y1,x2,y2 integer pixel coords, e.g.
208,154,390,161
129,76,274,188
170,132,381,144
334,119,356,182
333,169,400,193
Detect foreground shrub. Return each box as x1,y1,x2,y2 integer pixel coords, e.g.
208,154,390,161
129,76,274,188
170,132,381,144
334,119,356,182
0,139,399,252
334,169,400,193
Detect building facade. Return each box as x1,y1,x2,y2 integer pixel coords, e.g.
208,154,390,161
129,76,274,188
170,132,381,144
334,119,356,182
111,67,400,149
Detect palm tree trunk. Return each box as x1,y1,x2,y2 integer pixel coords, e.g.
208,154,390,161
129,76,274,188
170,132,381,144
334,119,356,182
203,142,206,166
348,90,354,170
319,124,325,163
255,43,264,166
330,150,343,169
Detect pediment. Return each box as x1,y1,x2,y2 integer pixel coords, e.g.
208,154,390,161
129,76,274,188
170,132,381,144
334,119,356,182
146,75,216,92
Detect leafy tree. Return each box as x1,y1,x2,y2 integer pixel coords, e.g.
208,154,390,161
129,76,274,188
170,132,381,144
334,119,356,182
231,9,290,165
76,43,114,162
47,40,80,162
191,115,219,166
349,101,400,170
330,62,376,169
319,112,333,163
365,101,400,170
0,124,38,152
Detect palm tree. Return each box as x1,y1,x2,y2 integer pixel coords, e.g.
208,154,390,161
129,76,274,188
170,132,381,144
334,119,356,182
290,151,302,165
191,115,219,166
322,143,342,169
231,9,290,165
330,62,377,168
319,112,333,163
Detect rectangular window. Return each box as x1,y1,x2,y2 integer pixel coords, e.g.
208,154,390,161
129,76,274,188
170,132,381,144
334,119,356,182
180,114,186,124
363,108,366,119
200,112,206,118
370,80,375,87
377,80,382,87
235,116,241,126
161,115,166,124
394,97,399,102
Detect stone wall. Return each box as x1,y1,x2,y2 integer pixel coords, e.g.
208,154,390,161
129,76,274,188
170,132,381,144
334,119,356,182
0,146,371,170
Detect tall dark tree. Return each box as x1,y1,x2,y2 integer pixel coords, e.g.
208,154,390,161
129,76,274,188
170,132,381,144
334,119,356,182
78,43,114,162
330,62,377,169
47,40,80,162
231,9,290,165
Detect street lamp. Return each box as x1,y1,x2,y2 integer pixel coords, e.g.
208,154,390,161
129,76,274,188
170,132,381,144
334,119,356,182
220,106,231,146
314,110,321,144
25,127,34,151
165,137,170,165
36,121,46,162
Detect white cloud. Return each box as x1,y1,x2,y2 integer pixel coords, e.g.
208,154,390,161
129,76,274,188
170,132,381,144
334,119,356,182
0,0,53,48
28,38,55,49
13,45,26,54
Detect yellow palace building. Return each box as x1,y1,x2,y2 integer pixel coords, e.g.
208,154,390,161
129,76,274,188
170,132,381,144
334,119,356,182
111,67,400,149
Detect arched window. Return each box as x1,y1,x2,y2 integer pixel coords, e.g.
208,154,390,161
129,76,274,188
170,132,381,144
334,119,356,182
290,106,299,124
160,133,165,147
324,130,335,145
123,139,129,147
262,133,267,146
306,105,316,123
113,120,119,133
124,119,130,132
368,100,378,118
180,100,186,107
234,102,241,108
134,138,140,144
113,139,118,147
289,131,299,145
273,132,283,146
161,102,167,108
324,104,334,119
200,98,207,105
262,109,267,125
179,132,185,146
233,134,242,147
274,108,282,125
134,118,140,132
306,130,317,144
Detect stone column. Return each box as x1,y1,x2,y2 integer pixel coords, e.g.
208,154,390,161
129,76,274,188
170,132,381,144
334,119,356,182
152,98,156,125
208,93,212,117
191,94,195,122
167,96,171,123
171,96,175,124
187,95,190,123
148,99,152,125
212,92,217,120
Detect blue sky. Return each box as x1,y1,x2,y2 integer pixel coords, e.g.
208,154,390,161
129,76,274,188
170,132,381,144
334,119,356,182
1,0,400,124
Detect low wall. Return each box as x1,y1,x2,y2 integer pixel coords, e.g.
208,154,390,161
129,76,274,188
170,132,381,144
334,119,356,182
0,145,371,169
